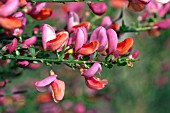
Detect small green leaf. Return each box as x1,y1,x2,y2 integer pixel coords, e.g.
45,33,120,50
29,46,35,57
15,50,20,56
59,45,66,59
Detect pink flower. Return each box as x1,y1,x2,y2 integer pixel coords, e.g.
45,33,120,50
154,18,170,29
2,38,18,53
81,63,102,78
88,2,107,16
21,36,37,48
35,71,65,103
17,60,29,68
41,24,69,51
71,27,99,55
100,16,112,28
90,26,108,52
74,103,86,113
0,0,19,17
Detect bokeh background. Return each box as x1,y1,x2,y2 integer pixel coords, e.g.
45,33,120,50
0,1,170,113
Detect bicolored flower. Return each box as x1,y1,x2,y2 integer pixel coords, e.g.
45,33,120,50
90,26,108,52
67,11,91,32
35,71,65,103
88,2,107,16
73,27,99,55
41,24,69,51
28,2,52,20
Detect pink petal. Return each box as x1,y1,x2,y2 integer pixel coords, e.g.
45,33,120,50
107,29,118,54
67,11,80,32
74,28,85,52
5,38,18,53
154,18,170,29
139,0,151,4
88,2,107,16
21,36,37,47
28,2,46,15
35,75,57,87
81,63,102,78
17,60,29,68
0,0,19,17
100,16,112,28
132,50,140,59
41,24,56,50
36,86,49,92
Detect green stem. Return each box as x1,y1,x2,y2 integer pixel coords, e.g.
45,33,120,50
119,26,153,33
0,55,99,64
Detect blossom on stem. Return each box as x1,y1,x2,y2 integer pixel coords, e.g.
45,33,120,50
73,27,99,55
85,76,108,90
35,70,65,103
21,36,37,48
88,2,107,16
41,24,69,51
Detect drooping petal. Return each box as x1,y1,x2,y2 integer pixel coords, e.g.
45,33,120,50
90,26,107,52
117,38,134,55
107,29,118,54
30,8,52,20
46,31,68,51
0,0,19,17
85,76,108,90
154,18,170,29
21,36,37,48
4,38,18,53
77,41,99,55
41,24,56,50
100,16,112,28
0,17,22,29
74,28,85,52
35,75,57,88
88,2,107,16
81,63,102,78
51,79,65,103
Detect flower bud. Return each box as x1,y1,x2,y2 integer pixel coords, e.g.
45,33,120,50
88,2,107,16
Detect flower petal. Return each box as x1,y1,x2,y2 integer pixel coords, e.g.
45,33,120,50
0,0,19,17
81,63,102,78
28,2,46,15
0,17,22,29
74,28,85,52
21,36,37,48
35,75,57,88
85,76,108,90
78,41,99,55
51,79,65,103
117,38,134,55
72,22,91,31
132,50,140,59
88,2,107,16
154,18,170,29
30,8,52,20
46,31,68,51
107,29,118,54
4,38,18,53
17,60,29,68
90,26,107,52
100,16,112,28
41,24,56,50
